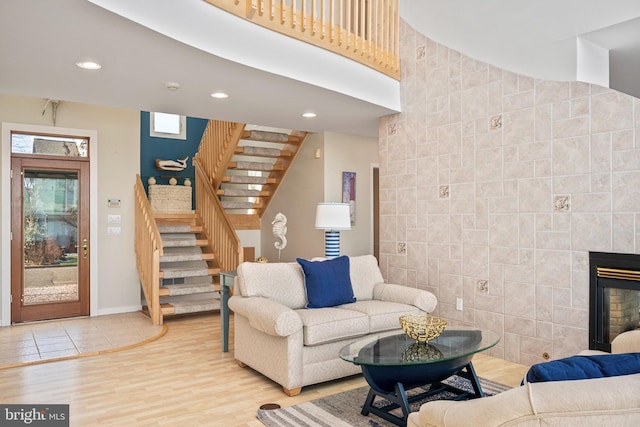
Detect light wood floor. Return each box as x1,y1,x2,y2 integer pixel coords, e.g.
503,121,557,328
0,313,529,426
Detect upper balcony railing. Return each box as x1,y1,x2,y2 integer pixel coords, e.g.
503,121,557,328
204,0,399,79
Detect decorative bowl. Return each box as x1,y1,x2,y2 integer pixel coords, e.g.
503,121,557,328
399,315,447,343
401,342,444,362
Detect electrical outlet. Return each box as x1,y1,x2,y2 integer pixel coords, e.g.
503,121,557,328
456,298,463,311
108,214,121,224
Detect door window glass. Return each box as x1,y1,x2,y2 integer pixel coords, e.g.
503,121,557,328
23,169,79,305
11,133,89,157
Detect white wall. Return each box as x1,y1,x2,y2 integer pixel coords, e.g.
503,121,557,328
261,131,379,261
0,94,141,324
324,132,379,256
261,133,325,262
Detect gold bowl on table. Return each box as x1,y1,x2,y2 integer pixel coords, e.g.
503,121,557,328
401,342,444,362
399,315,447,343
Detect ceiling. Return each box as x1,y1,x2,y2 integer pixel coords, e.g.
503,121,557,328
0,0,399,138
402,0,640,97
2,0,640,138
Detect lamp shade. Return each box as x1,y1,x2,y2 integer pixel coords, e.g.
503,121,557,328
315,203,351,230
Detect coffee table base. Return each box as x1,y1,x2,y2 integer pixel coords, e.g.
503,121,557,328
360,362,484,427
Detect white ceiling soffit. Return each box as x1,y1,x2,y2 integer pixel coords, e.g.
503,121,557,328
400,0,640,97
4,0,640,140
0,0,400,138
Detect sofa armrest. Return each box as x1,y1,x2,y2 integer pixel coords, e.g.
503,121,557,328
612,330,640,353
228,296,303,337
373,283,437,313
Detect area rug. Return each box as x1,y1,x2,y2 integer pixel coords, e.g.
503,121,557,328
257,375,511,427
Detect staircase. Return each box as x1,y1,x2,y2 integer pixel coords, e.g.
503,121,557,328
155,213,220,316
217,126,306,230
134,120,307,325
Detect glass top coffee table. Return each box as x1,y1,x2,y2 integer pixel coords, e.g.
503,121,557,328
339,328,500,426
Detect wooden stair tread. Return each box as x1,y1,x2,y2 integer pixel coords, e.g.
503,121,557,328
221,176,277,184
159,269,219,279
235,146,293,157
159,246,214,262
228,161,285,171
154,213,198,222
216,189,271,197
160,298,221,315
221,201,261,209
159,283,217,297
241,130,302,144
161,236,209,248
158,225,203,233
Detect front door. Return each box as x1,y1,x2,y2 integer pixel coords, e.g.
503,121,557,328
10,136,90,323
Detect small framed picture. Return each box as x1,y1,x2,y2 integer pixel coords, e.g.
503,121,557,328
342,172,356,225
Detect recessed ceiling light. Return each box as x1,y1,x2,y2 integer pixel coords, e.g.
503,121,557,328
75,61,102,70
302,112,317,118
165,82,181,91
211,92,229,99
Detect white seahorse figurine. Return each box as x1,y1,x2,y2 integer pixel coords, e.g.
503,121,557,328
272,212,288,258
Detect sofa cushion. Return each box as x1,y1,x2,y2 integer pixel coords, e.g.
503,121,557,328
236,261,307,309
340,300,422,333
348,255,385,300
295,307,369,346
525,352,640,383
297,256,356,308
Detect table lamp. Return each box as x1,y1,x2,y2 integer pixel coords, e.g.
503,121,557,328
315,202,351,257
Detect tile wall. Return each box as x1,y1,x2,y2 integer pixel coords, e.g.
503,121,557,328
378,20,640,364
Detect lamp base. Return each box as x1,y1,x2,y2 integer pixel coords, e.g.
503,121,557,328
324,230,341,258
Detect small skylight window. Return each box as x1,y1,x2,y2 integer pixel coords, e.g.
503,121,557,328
150,112,187,140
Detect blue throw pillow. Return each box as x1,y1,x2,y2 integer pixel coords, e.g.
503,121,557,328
296,256,356,308
525,352,640,383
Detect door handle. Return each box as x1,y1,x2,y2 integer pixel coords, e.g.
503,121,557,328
82,239,88,259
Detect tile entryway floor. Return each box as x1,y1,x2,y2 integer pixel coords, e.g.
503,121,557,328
0,312,165,368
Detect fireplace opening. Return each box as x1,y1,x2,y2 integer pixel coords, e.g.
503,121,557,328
589,252,640,352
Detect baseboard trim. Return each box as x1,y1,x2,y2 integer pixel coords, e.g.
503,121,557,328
95,305,143,316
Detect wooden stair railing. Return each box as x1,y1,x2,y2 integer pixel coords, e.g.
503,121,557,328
196,120,246,187
204,0,400,79
194,157,243,273
134,174,162,325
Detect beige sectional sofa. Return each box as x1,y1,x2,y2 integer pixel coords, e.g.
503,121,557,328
407,372,640,427
228,254,438,396
408,330,640,426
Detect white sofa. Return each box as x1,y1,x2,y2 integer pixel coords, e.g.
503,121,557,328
407,372,640,427
228,254,438,396
407,330,640,427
